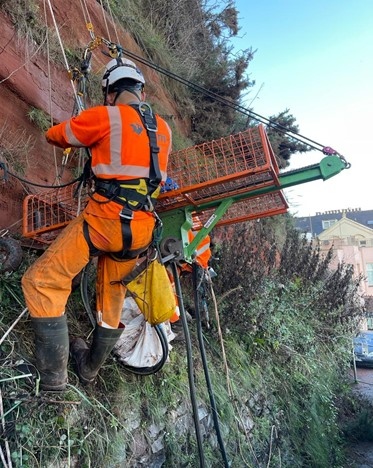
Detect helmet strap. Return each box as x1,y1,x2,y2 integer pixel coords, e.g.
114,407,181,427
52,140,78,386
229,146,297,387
103,78,110,106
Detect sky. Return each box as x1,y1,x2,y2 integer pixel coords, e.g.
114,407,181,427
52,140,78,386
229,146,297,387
232,0,373,217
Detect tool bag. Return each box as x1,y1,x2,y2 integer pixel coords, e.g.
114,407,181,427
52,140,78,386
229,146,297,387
121,247,177,326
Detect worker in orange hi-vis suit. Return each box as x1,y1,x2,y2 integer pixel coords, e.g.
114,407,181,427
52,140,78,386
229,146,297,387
21,58,172,391
169,230,212,323
188,230,212,269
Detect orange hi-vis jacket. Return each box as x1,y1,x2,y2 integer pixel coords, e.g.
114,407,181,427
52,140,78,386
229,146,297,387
188,230,212,269
46,103,172,219
22,103,172,326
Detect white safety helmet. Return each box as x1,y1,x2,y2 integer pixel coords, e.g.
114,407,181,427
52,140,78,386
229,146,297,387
102,57,145,92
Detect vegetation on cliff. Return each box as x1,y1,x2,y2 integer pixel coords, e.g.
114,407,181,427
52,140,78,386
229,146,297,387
0,1,370,467
0,218,367,467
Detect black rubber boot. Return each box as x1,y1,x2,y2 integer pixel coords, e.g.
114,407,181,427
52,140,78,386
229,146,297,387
70,325,124,385
31,316,69,391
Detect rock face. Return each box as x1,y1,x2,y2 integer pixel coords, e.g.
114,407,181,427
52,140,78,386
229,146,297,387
0,1,180,237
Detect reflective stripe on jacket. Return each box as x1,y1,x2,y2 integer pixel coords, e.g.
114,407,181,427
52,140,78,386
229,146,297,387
188,230,212,269
46,104,171,182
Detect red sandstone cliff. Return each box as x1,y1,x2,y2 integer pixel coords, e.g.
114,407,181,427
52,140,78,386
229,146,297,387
0,0,180,236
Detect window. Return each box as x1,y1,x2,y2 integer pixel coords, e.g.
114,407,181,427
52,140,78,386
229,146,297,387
322,219,337,230
367,264,373,286
360,240,367,247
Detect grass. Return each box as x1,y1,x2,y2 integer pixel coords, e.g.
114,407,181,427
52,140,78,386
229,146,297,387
0,259,221,466
0,2,369,463
1,0,65,66
0,287,262,466
0,238,370,467
27,107,51,132
342,393,373,442
0,122,36,176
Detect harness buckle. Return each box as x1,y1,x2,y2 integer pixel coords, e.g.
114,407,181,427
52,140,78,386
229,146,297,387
119,207,134,222
138,102,157,132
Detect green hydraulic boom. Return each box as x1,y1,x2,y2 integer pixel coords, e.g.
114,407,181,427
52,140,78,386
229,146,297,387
156,127,349,264
21,126,349,257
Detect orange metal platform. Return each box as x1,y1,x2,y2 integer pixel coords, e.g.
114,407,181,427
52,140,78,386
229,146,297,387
22,125,287,244
22,183,89,244
157,125,281,212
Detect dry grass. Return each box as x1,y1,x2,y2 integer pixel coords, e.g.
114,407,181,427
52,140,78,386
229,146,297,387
0,122,37,175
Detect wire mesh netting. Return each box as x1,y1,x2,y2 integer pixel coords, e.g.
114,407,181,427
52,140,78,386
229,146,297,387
22,183,89,244
192,192,288,228
157,125,281,212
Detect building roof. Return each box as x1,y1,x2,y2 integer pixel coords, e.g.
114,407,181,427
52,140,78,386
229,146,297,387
294,208,373,237
318,214,373,241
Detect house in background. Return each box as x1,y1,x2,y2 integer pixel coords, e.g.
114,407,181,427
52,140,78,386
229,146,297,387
298,211,373,329
294,208,373,238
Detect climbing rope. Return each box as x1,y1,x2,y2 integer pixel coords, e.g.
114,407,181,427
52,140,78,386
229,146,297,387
111,44,350,163
42,0,60,184
78,0,92,31
102,0,120,44
207,273,233,397
45,0,80,103
97,0,112,43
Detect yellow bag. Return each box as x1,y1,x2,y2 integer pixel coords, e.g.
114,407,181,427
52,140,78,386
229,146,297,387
125,254,177,326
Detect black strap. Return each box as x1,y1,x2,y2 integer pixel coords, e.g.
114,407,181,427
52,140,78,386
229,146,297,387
94,178,148,209
83,215,149,260
83,210,132,258
118,206,133,255
83,221,102,257
110,243,151,261
82,103,161,260
118,245,157,284
130,103,162,194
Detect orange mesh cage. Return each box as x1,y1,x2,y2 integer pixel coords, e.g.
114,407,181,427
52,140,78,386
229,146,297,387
22,183,89,244
192,191,288,229
21,125,285,244
157,125,280,212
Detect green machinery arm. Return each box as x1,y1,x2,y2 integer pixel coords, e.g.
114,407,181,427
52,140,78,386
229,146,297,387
158,155,348,262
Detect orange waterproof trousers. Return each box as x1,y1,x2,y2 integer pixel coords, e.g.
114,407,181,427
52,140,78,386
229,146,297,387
22,212,155,328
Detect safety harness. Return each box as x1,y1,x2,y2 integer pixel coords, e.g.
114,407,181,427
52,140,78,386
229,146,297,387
84,102,162,260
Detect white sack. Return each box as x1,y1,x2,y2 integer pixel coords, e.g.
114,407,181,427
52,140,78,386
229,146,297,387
114,297,175,368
